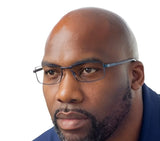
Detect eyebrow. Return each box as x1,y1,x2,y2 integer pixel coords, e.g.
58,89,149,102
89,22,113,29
41,61,60,67
41,58,102,68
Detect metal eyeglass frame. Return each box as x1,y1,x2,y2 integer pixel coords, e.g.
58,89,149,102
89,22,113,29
33,58,136,85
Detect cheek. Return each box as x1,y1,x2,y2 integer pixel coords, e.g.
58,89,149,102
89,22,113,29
82,82,118,120
82,68,129,121
43,85,59,116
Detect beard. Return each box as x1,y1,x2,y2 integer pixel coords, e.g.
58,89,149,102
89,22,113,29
53,84,132,141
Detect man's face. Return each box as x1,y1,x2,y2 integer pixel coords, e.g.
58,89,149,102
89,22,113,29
42,26,132,141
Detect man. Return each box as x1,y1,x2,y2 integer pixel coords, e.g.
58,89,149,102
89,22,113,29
33,7,160,141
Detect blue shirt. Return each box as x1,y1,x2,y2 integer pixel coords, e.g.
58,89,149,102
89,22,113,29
138,84,160,141
33,84,160,141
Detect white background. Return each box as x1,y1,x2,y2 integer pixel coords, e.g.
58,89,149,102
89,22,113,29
0,0,160,140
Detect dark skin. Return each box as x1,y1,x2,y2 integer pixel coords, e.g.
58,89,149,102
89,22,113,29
42,8,144,141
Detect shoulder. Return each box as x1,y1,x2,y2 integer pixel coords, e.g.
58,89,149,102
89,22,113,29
33,127,60,141
139,84,160,141
142,84,160,119
142,84,160,104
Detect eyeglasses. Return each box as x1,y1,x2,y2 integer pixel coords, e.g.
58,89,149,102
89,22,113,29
33,58,136,85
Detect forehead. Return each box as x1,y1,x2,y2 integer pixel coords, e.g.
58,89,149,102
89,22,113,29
43,22,125,66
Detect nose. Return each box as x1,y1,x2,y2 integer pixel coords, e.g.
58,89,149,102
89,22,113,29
56,71,84,104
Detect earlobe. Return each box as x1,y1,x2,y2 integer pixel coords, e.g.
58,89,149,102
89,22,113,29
130,61,144,90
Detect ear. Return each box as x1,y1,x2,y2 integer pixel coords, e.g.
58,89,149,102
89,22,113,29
129,61,144,90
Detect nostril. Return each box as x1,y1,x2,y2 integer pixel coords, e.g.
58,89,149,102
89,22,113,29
57,98,78,103
70,99,78,103
57,98,63,103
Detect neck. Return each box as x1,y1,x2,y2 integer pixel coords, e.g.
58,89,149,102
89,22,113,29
107,89,143,141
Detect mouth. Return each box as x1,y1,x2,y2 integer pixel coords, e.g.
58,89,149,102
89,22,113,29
56,111,90,131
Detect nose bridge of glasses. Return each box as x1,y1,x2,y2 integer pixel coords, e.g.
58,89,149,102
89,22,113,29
60,65,78,80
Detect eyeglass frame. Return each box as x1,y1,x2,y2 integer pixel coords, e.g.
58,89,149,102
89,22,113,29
33,58,136,85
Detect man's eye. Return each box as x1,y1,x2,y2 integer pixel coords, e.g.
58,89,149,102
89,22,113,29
44,69,60,77
45,70,55,75
83,68,97,74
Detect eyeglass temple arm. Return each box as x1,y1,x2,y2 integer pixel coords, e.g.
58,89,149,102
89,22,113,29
104,58,136,68
33,68,43,73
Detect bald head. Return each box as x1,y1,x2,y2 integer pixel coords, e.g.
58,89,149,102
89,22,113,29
42,8,144,141
45,7,138,64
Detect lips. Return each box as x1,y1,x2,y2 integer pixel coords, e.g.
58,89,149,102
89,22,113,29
56,111,90,131
56,111,88,119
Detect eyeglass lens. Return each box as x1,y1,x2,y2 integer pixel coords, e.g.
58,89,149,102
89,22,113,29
35,62,105,85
